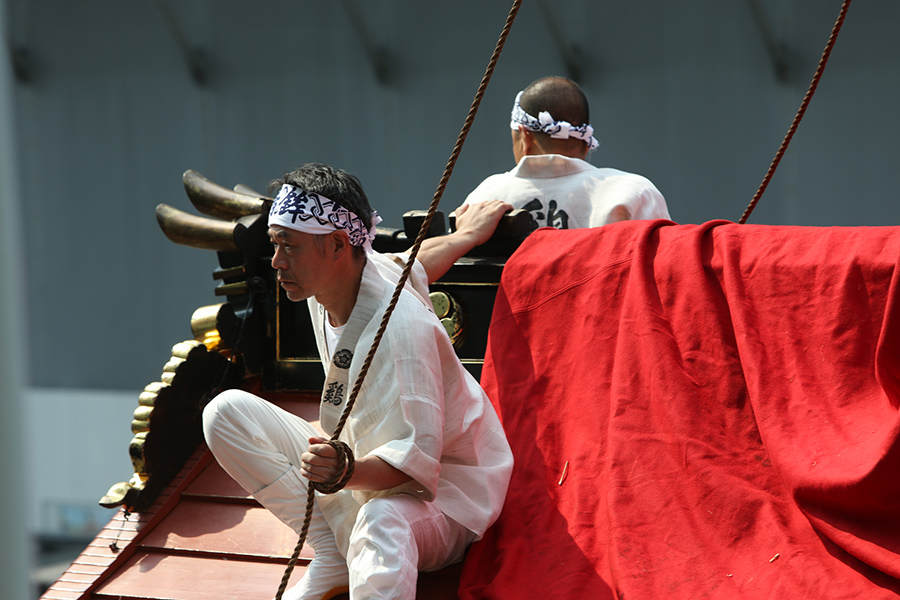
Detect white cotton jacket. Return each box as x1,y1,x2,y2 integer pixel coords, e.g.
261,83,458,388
309,252,514,556
465,154,671,229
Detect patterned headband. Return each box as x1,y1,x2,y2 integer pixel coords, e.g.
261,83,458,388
268,184,381,251
509,91,599,150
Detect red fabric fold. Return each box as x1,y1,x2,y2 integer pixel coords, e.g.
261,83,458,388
459,220,900,599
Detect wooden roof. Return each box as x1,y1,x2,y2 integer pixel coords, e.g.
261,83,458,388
39,169,511,600
40,393,462,600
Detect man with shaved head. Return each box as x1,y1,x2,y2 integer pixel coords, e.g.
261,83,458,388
414,77,671,282
465,76,670,230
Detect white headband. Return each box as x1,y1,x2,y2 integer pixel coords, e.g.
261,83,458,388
268,184,382,252
509,91,599,150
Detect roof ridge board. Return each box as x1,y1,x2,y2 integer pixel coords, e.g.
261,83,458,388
121,545,311,565
178,492,260,505
40,447,214,600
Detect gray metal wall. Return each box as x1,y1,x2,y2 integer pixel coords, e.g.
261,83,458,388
1,0,32,595
7,0,900,391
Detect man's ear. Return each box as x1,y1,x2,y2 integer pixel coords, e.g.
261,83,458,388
520,127,538,156
328,229,352,258
512,126,534,163
578,143,590,160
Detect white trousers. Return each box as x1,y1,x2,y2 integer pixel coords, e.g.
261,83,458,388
202,389,473,600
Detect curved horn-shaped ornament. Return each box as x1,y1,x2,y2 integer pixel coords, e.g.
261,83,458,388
155,203,241,252
234,182,265,197
183,169,270,219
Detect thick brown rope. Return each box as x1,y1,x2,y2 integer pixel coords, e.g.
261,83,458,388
274,2,523,597
738,0,852,224
333,0,521,439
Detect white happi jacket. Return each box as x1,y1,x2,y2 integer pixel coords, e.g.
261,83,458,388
464,154,670,229
308,252,513,555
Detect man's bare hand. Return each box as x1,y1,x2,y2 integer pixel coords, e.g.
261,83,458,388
415,199,514,283
300,436,346,484
300,436,413,492
453,200,514,247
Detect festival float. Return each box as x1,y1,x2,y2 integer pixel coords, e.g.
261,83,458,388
38,1,900,599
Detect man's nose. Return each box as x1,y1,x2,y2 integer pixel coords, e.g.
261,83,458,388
271,246,285,269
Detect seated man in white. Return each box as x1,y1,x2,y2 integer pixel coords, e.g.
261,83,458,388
414,77,672,284
203,163,513,600
464,76,670,229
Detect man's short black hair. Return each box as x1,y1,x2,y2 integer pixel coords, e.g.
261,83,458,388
268,162,374,231
519,76,590,127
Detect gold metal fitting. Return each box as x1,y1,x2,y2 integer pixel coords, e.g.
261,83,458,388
191,304,224,349
171,340,202,359
429,290,465,348
132,405,153,422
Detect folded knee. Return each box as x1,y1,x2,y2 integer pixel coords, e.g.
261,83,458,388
356,497,409,529
202,389,259,441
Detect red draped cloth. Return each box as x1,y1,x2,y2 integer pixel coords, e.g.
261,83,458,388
458,220,900,599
